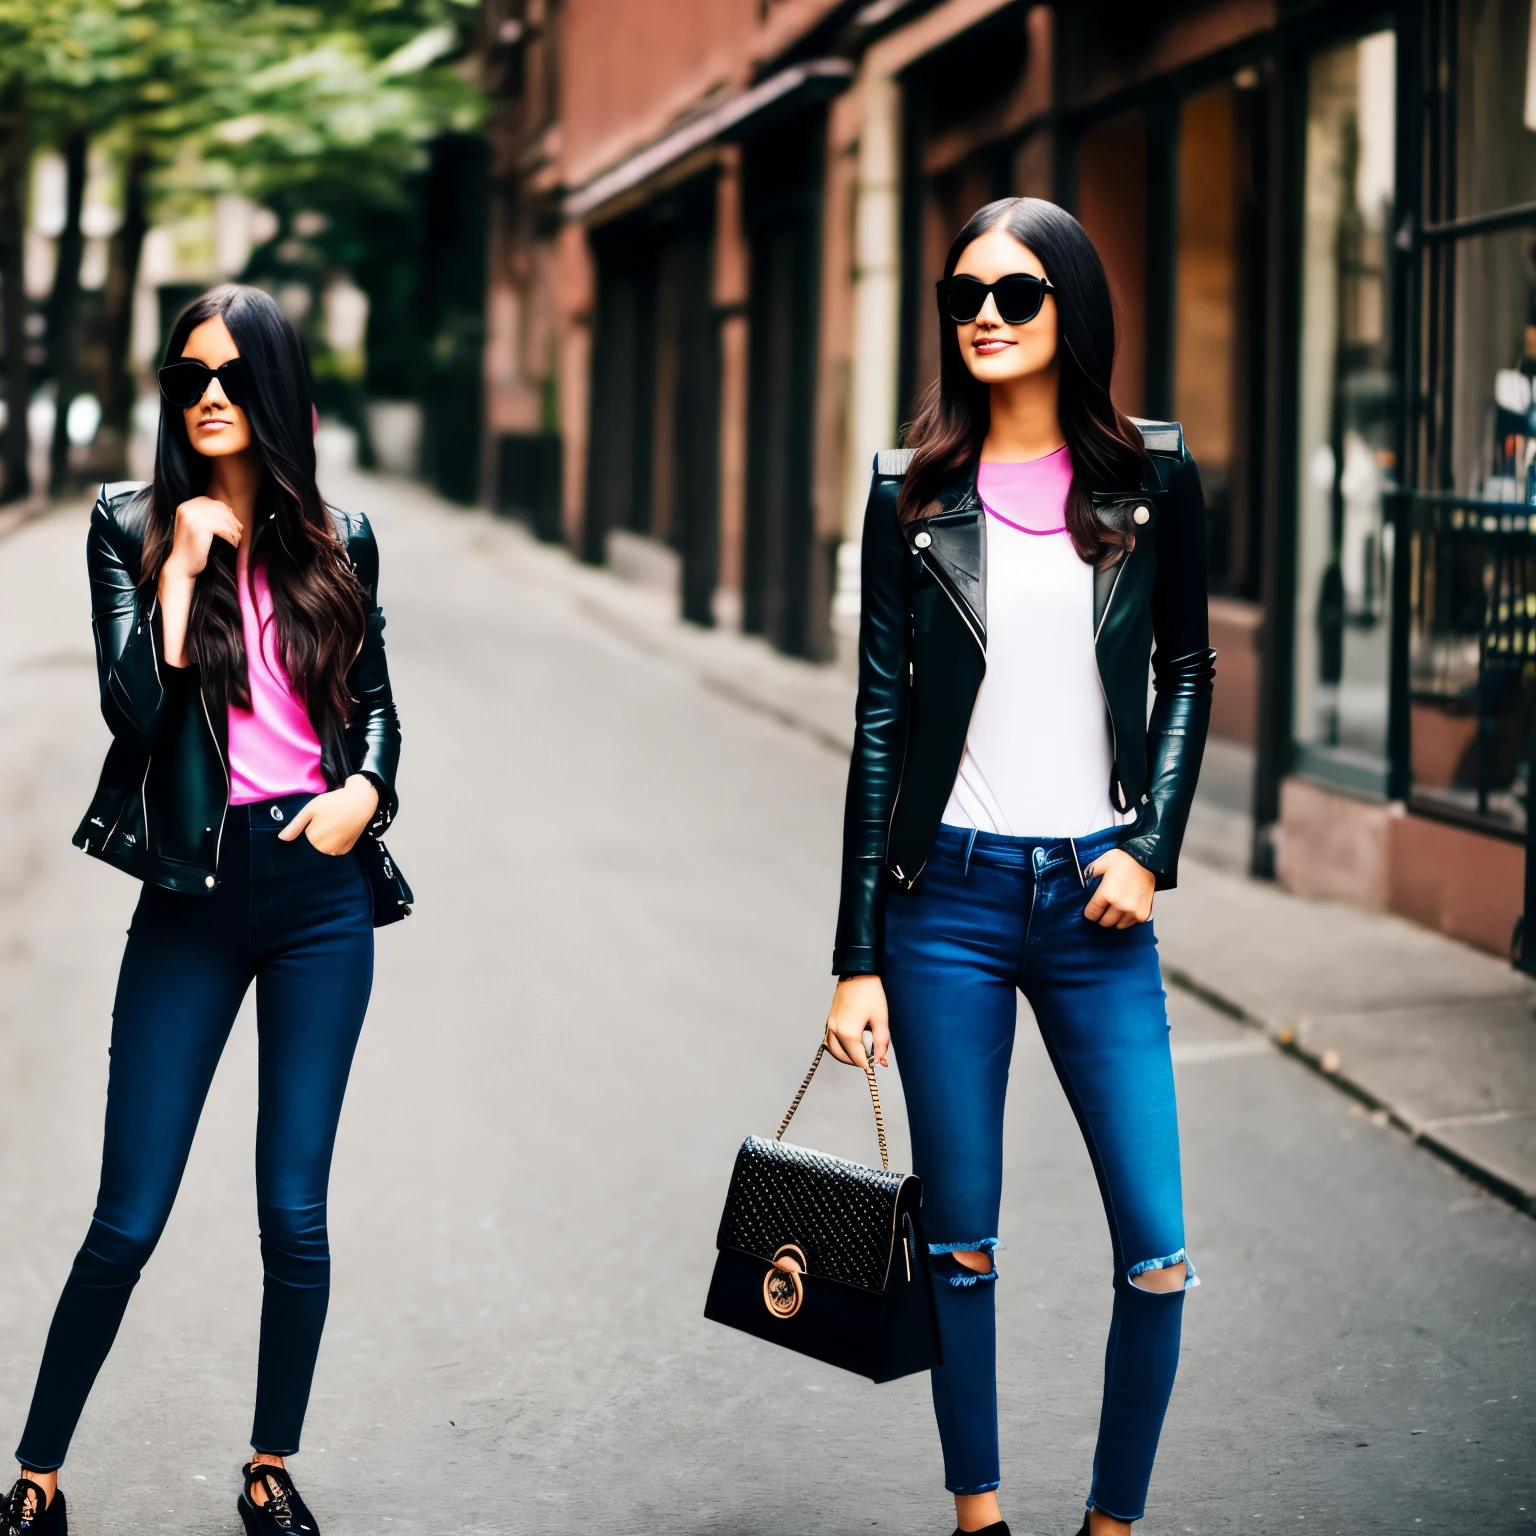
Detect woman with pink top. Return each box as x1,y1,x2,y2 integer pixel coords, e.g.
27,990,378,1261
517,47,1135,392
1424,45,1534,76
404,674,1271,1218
824,200,1213,1534
4,285,405,1536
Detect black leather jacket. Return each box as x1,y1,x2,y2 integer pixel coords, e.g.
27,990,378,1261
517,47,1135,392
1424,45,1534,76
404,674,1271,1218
832,419,1215,976
73,481,401,895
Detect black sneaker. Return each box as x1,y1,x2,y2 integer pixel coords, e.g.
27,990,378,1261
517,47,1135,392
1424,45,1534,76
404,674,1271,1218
952,1525,1010,1536
237,1463,319,1536
1,1478,65,1536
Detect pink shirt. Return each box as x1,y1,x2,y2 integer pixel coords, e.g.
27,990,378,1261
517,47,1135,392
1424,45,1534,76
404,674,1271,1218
228,554,328,806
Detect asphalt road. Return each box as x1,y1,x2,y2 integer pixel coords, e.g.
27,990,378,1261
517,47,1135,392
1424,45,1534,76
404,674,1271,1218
0,477,1531,1536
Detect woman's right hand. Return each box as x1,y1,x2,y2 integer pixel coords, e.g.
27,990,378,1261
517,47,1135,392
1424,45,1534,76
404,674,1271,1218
157,497,243,667
824,974,891,1069
163,496,243,582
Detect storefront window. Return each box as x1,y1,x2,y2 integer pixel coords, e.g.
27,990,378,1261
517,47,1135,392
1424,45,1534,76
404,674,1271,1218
1293,30,1398,791
1453,0,1536,218
1173,79,1264,601
1175,87,1239,586
1407,0,1536,833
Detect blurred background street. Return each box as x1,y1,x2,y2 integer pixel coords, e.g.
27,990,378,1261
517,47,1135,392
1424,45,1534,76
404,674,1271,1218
4,0,1536,1531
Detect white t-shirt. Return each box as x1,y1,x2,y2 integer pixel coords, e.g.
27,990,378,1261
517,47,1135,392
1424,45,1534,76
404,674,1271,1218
940,447,1126,838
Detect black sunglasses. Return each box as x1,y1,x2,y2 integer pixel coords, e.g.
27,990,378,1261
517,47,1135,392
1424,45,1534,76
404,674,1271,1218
936,272,1055,326
157,357,251,411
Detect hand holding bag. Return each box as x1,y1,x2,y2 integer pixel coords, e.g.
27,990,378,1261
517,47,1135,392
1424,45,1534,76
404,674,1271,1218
704,1041,941,1383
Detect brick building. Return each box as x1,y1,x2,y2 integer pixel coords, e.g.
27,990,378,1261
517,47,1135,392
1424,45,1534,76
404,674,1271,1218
476,0,1536,960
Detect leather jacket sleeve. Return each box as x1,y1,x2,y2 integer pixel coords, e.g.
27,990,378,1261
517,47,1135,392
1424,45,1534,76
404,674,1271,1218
342,513,402,833
831,467,911,975
85,486,185,755
1119,447,1216,887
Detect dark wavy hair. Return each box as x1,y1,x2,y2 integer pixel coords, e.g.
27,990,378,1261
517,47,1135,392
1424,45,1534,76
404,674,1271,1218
897,197,1149,564
139,284,365,738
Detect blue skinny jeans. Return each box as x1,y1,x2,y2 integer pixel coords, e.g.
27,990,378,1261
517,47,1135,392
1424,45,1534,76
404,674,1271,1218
883,823,1195,1522
15,795,374,1470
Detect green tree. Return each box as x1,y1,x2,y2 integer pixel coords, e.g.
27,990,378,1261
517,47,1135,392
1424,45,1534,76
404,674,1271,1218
0,0,482,503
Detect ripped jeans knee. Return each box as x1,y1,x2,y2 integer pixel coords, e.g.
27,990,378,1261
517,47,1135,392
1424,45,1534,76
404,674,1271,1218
1126,1246,1198,1293
929,1238,998,1287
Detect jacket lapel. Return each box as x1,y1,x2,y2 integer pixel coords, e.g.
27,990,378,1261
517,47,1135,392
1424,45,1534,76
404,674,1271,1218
1090,474,1165,635
914,463,986,648
1092,558,1120,637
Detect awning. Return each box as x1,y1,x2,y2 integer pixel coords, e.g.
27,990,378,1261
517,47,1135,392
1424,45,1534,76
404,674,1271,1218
563,58,854,221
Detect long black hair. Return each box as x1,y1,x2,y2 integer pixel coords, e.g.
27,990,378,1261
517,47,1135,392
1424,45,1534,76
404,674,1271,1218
897,197,1148,564
139,284,365,738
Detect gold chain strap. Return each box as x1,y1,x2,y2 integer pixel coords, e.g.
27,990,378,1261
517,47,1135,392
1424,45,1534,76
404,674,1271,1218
775,1041,890,1172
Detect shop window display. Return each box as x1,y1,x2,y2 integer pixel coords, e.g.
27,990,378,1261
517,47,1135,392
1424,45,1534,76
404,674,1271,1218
1409,0,1536,834
1292,30,1398,790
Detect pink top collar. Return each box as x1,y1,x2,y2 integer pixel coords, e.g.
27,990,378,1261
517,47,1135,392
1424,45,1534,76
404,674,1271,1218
977,444,1072,535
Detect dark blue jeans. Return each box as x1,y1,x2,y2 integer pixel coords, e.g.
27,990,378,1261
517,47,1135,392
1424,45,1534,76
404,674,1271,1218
16,796,374,1470
884,823,1194,1521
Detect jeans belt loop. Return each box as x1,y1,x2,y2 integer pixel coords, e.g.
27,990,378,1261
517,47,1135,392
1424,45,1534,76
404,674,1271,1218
963,827,979,877
1068,836,1086,887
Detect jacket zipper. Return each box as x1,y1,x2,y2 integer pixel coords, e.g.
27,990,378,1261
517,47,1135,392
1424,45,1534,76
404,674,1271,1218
1094,549,1131,810
883,642,919,888
888,551,985,889
199,683,230,880
112,591,164,855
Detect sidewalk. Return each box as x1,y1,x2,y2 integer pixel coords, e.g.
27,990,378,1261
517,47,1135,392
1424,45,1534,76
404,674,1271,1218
427,478,1536,1219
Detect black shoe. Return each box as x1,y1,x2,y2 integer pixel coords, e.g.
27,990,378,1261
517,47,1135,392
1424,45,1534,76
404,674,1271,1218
1,1479,66,1536
952,1525,1010,1536
238,1463,319,1536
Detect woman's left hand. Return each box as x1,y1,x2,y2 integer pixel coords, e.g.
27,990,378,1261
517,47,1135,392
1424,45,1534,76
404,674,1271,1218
1082,848,1156,928
279,775,380,856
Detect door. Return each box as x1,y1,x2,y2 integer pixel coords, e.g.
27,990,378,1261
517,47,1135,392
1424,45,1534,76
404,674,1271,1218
743,117,825,656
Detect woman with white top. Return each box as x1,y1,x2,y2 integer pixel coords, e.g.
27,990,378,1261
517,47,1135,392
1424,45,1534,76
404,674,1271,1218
823,198,1215,1535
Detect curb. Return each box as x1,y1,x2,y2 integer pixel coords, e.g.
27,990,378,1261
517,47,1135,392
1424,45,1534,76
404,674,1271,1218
1161,965,1536,1220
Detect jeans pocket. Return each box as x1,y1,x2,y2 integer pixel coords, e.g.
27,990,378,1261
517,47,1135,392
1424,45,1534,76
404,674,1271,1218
299,829,350,859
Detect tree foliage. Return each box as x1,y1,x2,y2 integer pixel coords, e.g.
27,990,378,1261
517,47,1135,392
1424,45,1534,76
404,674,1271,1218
0,0,486,497
2,0,483,202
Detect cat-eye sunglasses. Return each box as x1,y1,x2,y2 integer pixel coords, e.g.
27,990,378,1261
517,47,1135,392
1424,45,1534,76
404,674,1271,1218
157,357,252,411
936,272,1055,326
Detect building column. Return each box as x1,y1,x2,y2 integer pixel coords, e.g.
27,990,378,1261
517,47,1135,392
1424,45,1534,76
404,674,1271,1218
837,68,903,626
555,218,594,550
835,0,1026,624
713,145,750,630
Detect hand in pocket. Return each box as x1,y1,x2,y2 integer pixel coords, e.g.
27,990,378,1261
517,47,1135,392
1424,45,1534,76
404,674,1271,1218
1082,848,1155,929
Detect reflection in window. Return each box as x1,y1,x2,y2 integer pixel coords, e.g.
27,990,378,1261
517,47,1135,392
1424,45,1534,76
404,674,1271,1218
1454,0,1536,218
1293,31,1397,789
1408,0,1536,832
1412,229,1536,832
1175,83,1268,600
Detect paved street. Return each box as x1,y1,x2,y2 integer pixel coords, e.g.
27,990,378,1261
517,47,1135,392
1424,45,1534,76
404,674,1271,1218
1,474,1533,1536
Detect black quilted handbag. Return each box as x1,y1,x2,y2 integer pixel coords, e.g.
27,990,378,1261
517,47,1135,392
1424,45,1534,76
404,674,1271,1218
704,1042,941,1383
